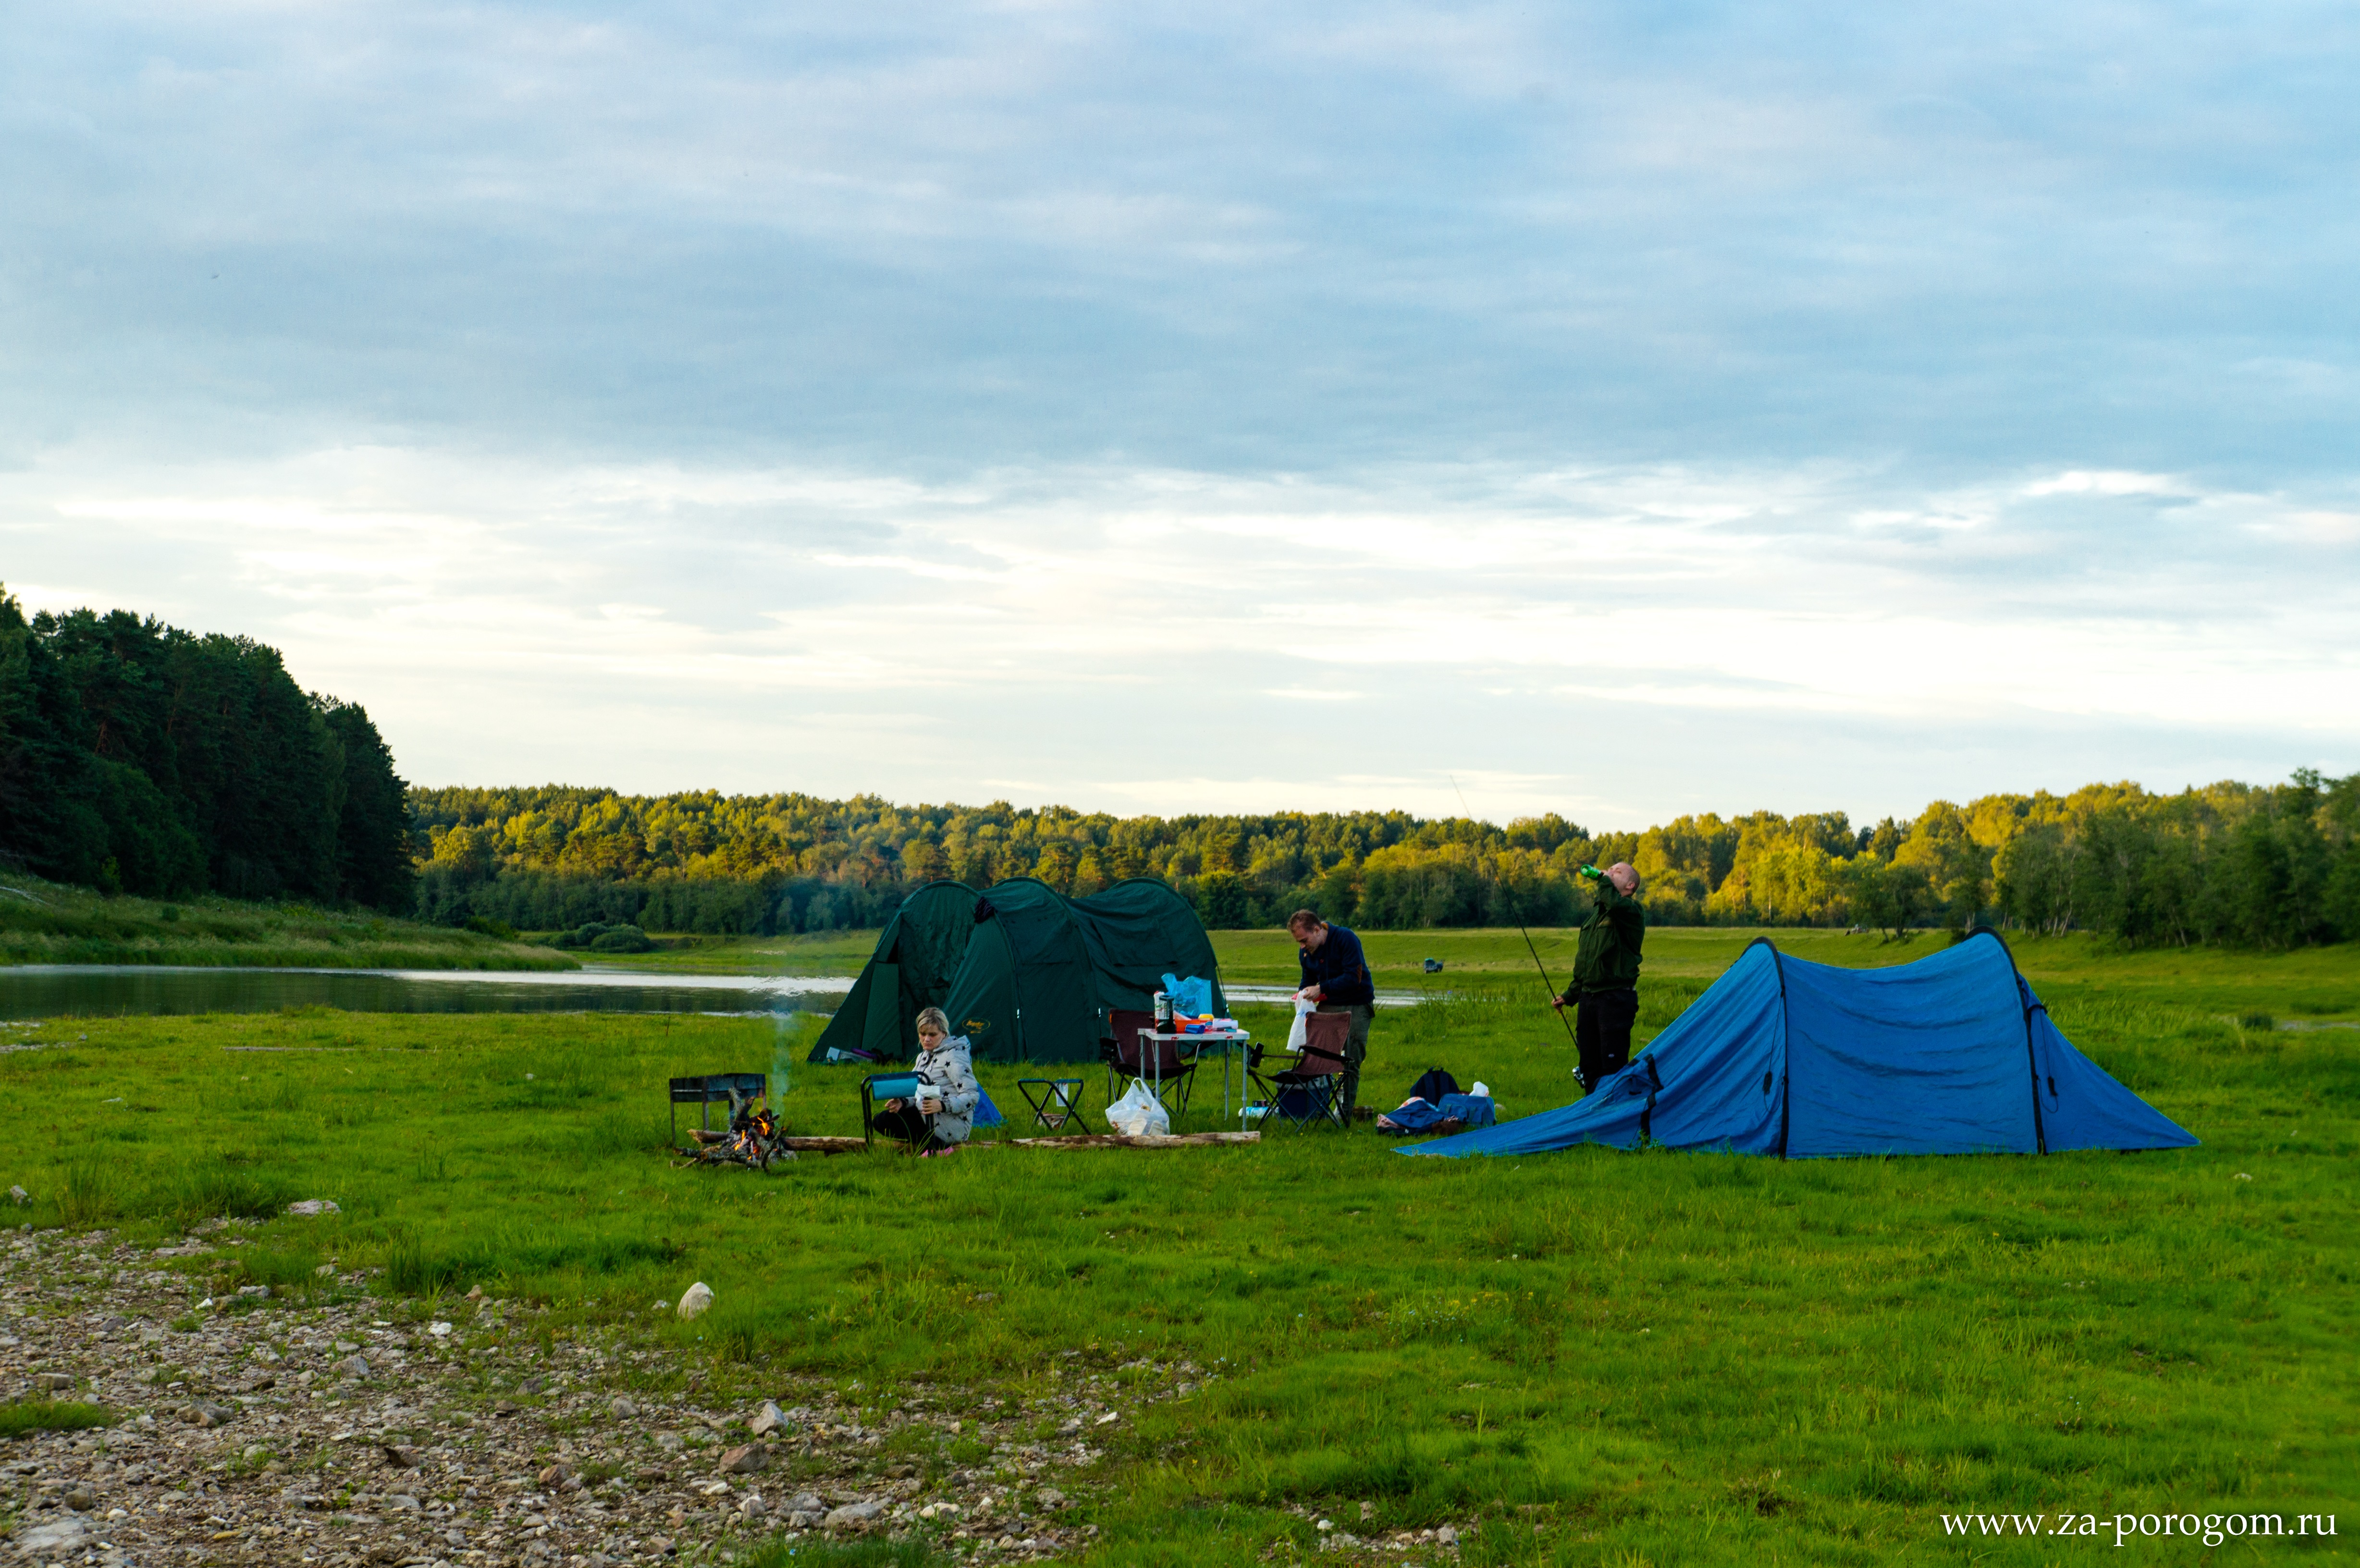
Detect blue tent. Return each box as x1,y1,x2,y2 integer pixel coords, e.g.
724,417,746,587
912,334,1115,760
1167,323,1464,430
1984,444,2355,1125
1401,931,2195,1160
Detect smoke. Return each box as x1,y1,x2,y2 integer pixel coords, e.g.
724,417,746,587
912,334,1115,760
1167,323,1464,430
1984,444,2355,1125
770,1009,797,1110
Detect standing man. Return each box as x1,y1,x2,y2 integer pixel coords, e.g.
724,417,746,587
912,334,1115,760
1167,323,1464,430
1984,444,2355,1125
1289,909,1375,1120
1552,862,1646,1092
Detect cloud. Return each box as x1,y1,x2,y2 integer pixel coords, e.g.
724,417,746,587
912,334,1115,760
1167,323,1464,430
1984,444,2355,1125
2,0,2355,821
4,442,2352,827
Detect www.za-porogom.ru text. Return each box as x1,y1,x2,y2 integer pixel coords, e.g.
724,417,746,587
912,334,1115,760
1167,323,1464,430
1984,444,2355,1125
1942,1511,2337,1546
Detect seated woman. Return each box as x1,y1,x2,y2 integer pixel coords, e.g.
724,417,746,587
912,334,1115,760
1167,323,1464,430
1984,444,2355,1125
871,1006,982,1157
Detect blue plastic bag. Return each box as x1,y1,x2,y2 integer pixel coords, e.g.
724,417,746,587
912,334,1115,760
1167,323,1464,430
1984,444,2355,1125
1161,973,1214,1016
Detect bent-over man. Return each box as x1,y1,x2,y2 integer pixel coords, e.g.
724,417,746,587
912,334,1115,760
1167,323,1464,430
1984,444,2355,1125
1552,862,1646,1091
1289,909,1375,1120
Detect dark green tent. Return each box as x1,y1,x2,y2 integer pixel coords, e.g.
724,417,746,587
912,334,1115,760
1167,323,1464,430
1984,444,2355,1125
946,877,1228,1065
808,881,979,1064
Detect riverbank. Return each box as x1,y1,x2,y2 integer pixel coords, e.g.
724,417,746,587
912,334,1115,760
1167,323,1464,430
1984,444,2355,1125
0,963,2345,1566
0,878,574,971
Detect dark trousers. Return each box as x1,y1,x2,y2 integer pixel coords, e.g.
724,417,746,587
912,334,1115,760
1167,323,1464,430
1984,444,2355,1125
1315,1002,1372,1118
1575,988,1637,1092
871,1107,949,1152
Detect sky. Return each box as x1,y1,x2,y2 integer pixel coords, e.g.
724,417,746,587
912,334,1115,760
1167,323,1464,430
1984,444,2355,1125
3,0,2355,830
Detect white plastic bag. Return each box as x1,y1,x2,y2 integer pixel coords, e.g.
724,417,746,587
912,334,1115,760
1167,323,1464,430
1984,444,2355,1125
1285,996,1315,1052
1105,1079,1172,1138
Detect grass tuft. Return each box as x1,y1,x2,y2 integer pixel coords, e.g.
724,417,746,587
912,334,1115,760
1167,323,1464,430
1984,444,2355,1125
0,1400,111,1438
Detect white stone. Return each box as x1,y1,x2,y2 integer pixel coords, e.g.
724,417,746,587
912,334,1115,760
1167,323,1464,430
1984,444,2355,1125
676,1282,714,1321
286,1200,340,1217
824,1499,885,1530
12,1516,90,1556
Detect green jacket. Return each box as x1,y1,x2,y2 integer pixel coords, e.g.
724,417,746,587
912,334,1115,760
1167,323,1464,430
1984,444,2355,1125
1565,882,1645,995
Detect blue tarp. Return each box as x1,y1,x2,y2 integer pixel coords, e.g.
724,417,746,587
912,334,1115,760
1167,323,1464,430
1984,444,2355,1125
1401,931,2195,1160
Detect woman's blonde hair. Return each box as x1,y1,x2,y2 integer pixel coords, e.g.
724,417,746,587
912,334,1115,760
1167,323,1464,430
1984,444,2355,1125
915,1006,951,1037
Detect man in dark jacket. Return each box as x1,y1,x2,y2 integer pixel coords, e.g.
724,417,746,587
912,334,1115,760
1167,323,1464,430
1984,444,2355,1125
1290,909,1375,1119
1552,862,1645,1092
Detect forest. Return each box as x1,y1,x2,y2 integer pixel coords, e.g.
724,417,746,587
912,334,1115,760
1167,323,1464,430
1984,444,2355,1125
410,772,2360,946
8,588,2354,946
0,589,412,909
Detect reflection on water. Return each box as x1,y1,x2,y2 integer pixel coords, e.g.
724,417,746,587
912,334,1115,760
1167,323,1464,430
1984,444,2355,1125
0,967,1423,1019
1223,983,1423,1008
0,965,853,1019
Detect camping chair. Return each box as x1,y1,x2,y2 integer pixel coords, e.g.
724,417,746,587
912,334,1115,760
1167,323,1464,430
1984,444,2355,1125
859,1072,925,1151
1247,1016,1351,1132
1102,1010,1198,1122
1016,1078,1093,1134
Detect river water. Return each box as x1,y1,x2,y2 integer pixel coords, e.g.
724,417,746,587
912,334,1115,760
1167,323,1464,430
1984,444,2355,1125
0,965,853,1019
0,968,1422,1020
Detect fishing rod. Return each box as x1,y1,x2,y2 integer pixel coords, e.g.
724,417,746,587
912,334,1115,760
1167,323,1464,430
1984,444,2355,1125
1449,774,1580,1051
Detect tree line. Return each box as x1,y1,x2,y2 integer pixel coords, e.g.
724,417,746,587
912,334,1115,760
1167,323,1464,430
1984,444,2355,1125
6,586,2350,947
0,589,412,908
410,773,2360,946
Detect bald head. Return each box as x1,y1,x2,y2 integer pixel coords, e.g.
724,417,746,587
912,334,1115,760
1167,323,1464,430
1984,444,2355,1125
1606,862,1638,894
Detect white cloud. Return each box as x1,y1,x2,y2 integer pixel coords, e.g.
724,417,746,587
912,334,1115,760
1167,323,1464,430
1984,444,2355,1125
5,443,2353,826
2022,470,2188,500
4,0,2356,825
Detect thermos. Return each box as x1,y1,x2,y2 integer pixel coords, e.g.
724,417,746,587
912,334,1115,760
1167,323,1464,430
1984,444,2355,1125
1154,991,1174,1033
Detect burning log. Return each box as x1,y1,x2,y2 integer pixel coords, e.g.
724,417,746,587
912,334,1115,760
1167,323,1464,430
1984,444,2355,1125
675,1090,795,1170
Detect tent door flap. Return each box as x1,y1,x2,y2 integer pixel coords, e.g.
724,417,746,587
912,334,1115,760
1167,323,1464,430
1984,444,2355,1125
864,962,903,1059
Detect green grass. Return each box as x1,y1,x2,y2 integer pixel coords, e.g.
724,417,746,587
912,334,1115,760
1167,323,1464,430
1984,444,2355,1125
567,926,887,976
0,1400,114,1438
0,940,2352,1564
0,873,575,969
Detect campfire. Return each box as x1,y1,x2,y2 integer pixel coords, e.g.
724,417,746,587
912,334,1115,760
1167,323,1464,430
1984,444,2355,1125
668,1072,791,1170
682,1090,790,1170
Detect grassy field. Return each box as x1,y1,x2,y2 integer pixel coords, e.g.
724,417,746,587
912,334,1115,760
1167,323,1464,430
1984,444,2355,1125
1,932,2352,1564
0,874,574,969
607,921,2360,1020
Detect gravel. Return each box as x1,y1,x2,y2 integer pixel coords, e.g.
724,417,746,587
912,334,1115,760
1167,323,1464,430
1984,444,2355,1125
0,1220,1145,1566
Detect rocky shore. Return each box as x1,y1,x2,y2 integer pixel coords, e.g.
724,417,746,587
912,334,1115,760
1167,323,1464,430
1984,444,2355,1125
0,1219,1125,1566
